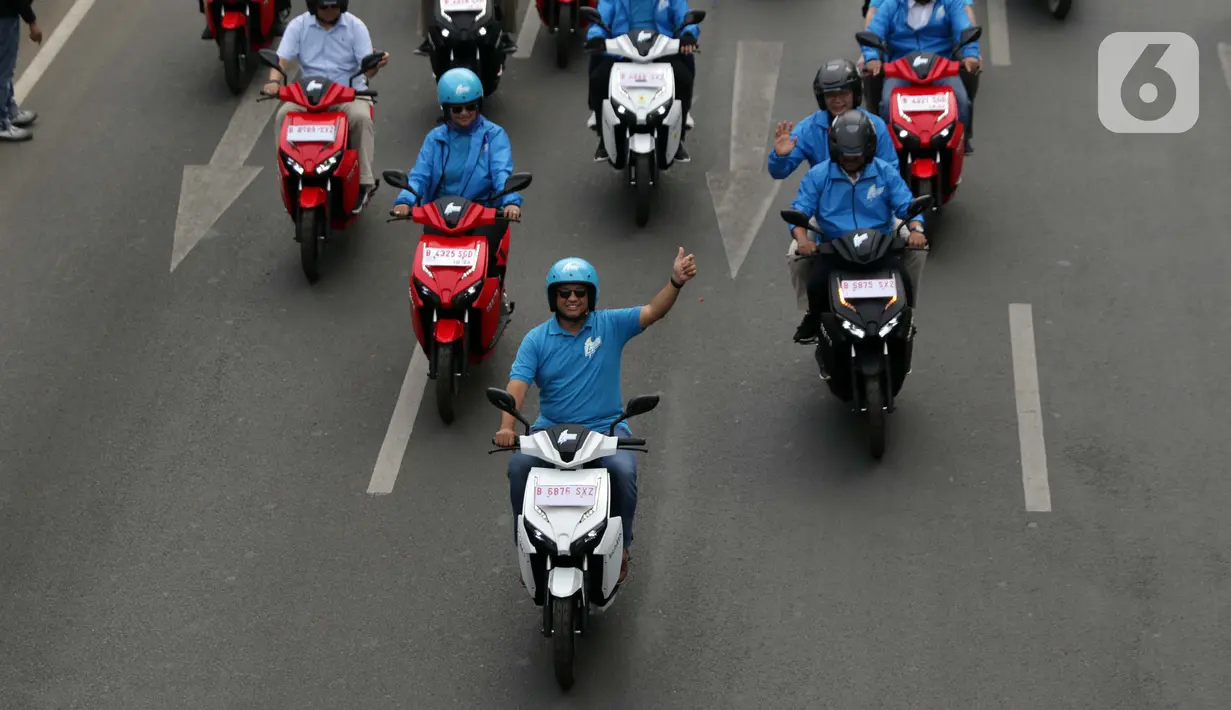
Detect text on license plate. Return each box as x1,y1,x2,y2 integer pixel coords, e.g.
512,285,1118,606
421,246,478,267
534,484,597,507
899,94,948,112
840,278,897,299
286,123,337,142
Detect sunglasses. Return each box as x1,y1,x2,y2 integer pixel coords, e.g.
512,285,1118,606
556,287,588,299
450,103,478,114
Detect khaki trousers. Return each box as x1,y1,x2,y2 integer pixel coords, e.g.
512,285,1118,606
274,98,375,186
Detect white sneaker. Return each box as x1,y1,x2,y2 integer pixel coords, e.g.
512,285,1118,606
0,125,31,141
10,109,36,127
586,111,597,130
685,112,694,129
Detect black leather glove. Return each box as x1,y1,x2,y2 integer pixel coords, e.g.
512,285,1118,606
584,36,605,51
680,33,697,47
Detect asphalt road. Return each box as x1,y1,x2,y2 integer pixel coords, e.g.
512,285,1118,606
2,0,1230,707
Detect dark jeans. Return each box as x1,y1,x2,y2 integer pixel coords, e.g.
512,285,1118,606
508,426,638,550
805,251,915,318
0,17,20,130
588,54,695,122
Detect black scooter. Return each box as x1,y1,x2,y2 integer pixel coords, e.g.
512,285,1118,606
781,195,930,459
423,0,514,97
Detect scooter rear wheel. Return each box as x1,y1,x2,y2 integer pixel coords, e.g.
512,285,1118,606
552,596,577,690
555,2,573,68
221,29,245,95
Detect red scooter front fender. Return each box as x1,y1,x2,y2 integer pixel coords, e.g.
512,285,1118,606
434,319,465,344
298,187,328,210
221,11,247,30
911,158,938,180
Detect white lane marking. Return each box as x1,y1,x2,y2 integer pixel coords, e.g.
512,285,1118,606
1009,304,1050,512
512,1,541,59
1218,43,1231,98
13,0,99,104
367,349,430,495
986,0,1011,66
728,40,783,172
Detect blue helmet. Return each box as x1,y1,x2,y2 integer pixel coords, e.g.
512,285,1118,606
436,68,484,106
546,257,599,312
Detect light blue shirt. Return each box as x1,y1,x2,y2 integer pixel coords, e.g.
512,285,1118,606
510,308,645,434
628,0,656,31
442,124,475,198
276,12,375,91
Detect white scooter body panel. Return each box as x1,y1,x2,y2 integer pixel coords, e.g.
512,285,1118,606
548,566,584,598
597,32,686,169
439,0,491,22
522,466,610,553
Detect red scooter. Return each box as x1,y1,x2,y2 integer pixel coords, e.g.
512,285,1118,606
534,0,598,68
205,0,282,94
380,169,533,424
257,49,383,283
856,27,982,216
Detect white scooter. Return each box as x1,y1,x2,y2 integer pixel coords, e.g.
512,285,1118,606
485,387,659,690
578,6,706,227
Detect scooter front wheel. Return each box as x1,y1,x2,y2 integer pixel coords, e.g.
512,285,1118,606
435,342,459,424
297,208,321,283
865,376,886,460
221,29,245,94
552,596,577,690
555,2,573,68
633,153,652,227
1048,0,1072,19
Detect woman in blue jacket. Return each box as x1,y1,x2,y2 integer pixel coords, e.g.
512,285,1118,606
392,68,524,283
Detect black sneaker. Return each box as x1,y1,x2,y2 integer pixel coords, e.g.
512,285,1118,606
594,141,609,162
415,39,432,56
674,143,691,163
793,313,818,343
352,183,378,214
498,34,518,53
201,27,213,40
964,138,974,155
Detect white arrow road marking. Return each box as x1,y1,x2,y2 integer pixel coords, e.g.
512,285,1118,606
1009,304,1050,512
170,76,282,272
1219,43,1231,98
987,0,1011,66
13,0,98,104
367,349,429,495
706,40,784,279
513,1,542,59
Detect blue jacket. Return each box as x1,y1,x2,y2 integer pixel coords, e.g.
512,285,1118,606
790,157,921,242
585,0,700,44
861,0,979,64
394,116,524,209
768,108,899,180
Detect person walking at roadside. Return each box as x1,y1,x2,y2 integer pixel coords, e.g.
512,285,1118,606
0,0,42,142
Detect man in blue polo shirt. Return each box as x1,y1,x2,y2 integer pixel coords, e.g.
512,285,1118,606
493,249,698,583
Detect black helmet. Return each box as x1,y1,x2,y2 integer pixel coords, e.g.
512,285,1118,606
306,0,348,14
827,109,877,168
813,58,862,110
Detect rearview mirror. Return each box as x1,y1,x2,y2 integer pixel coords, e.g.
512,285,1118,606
486,387,517,414
258,48,284,75
780,209,814,229
679,10,705,27
855,31,887,52
492,172,532,200
578,6,607,32
359,52,384,73
382,170,412,191
905,195,934,219
623,395,660,418
958,26,982,49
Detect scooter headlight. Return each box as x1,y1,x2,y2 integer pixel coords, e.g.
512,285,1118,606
569,520,608,556
841,317,866,340
452,282,481,307
314,150,343,175
878,314,901,339
523,518,559,556
281,152,304,175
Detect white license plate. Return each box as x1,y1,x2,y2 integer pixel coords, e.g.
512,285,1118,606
286,123,337,143
422,246,479,267
617,65,668,91
899,93,949,113
441,0,485,11
840,278,897,299
533,483,598,508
